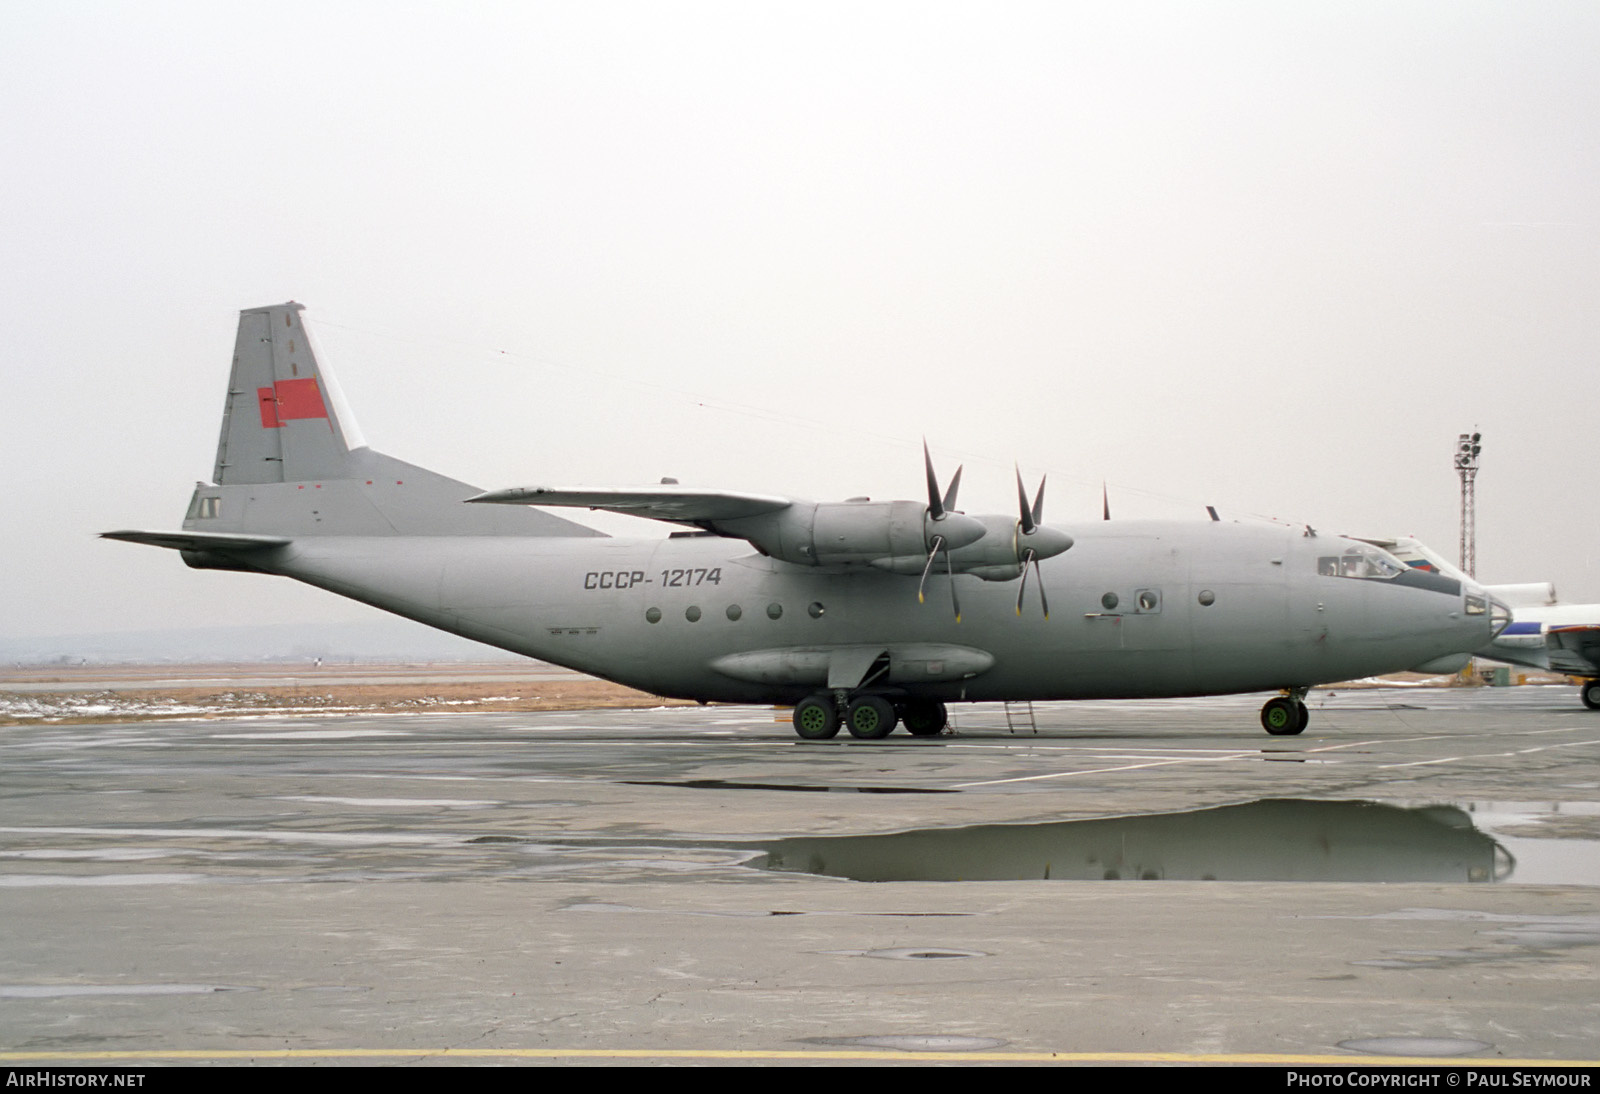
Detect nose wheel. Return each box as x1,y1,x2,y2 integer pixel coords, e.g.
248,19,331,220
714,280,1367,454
1261,694,1309,735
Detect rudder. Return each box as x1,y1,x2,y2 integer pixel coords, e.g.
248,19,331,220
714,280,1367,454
215,302,363,484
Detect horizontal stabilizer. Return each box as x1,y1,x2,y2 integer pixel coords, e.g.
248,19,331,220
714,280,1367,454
469,485,792,525
101,530,292,552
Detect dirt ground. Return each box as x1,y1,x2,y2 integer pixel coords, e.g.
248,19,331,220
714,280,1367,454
0,664,697,724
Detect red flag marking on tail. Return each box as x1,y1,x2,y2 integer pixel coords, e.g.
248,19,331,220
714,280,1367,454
256,378,329,428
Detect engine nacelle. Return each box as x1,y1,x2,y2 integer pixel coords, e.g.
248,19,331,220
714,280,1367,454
720,500,987,568
943,515,1074,581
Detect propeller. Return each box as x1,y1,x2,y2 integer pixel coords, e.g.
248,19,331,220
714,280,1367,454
918,441,982,621
1102,481,1111,521
1013,466,1073,618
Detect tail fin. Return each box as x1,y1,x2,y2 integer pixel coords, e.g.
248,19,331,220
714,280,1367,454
215,302,362,484
179,303,601,540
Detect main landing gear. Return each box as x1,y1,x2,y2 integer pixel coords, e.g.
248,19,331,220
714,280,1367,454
1581,679,1600,711
1260,688,1310,736
791,694,949,741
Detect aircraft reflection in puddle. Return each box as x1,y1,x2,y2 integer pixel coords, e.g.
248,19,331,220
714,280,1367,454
755,799,1512,883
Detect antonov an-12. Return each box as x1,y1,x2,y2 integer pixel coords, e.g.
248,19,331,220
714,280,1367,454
106,303,1508,739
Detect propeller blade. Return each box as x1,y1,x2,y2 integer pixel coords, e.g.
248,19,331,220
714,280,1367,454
1032,476,1046,526
917,534,944,604
942,465,963,513
1102,482,1111,521
1015,548,1050,618
946,544,961,623
1015,466,1036,535
923,440,945,521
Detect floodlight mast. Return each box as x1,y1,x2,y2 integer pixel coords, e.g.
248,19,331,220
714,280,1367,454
1455,431,1482,578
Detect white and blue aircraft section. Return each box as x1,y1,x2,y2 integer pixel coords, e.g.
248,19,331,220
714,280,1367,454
1484,592,1600,710
105,303,1508,739
1355,536,1600,710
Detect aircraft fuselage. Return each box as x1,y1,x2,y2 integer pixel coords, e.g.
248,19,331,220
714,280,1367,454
208,517,1491,705
109,302,1501,739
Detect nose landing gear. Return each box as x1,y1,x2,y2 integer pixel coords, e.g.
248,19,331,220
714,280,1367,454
1261,689,1310,736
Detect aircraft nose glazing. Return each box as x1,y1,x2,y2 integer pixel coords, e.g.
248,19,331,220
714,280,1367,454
1488,596,1513,639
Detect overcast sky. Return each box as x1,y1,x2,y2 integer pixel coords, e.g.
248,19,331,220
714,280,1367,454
3,2,1597,644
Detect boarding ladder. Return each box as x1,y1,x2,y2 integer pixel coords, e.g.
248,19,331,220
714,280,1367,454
1004,700,1037,735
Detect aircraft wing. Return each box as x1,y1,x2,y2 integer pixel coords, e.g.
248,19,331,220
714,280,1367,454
1545,625,1600,677
101,530,292,551
467,486,793,526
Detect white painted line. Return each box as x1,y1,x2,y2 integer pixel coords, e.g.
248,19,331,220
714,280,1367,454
953,750,1258,788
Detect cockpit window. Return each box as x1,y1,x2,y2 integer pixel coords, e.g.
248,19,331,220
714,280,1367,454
1489,598,1513,638
1316,544,1405,581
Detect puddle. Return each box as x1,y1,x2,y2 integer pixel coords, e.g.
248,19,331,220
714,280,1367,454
1338,1037,1492,1057
822,947,989,960
625,779,955,795
275,796,501,808
1342,908,1600,968
806,1035,1008,1051
210,729,408,740
753,799,1515,883
0,873,206,888
1452,801,1600,887
0,984,256,998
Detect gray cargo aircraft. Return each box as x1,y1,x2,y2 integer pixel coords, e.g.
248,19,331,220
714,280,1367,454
105,303,1508,739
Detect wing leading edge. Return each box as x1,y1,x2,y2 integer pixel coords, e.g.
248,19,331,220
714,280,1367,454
467,485,793,526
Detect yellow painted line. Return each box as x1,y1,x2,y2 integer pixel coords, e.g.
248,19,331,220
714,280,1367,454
2,1049,1598,1065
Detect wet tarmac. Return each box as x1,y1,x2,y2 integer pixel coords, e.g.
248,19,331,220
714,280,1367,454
2,685,1598,1065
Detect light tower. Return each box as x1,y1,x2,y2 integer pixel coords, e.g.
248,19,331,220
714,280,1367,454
1455,431,1482,577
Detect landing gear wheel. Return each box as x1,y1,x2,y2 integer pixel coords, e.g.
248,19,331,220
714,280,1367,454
1296,699,1310,733
846,695,897,740
901,699,949,737
793,695,840,740
1582,680,1600,711
1261,696,1305,736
